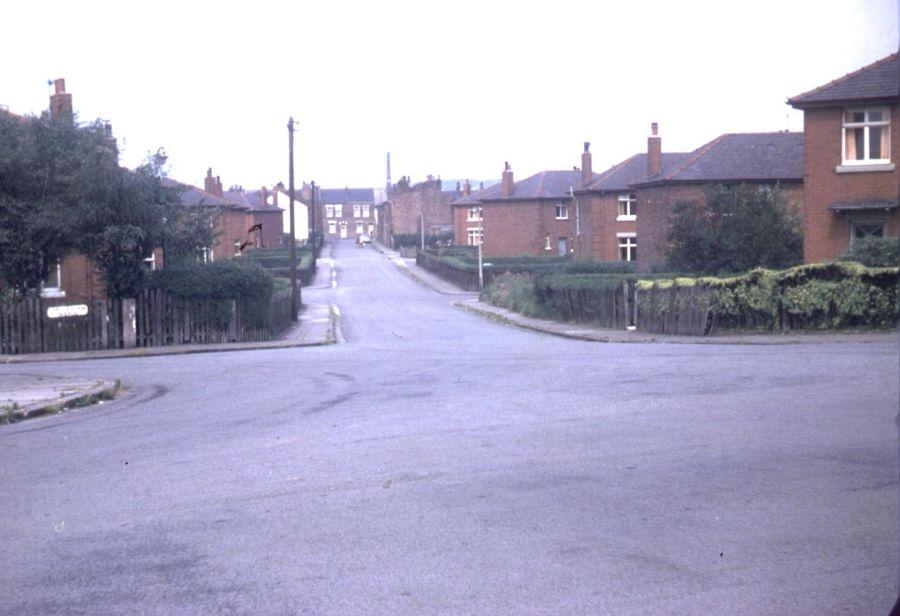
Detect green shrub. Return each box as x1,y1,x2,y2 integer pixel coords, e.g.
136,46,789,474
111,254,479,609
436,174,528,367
480,273,546,318
149,259,275,328
839,237,900,267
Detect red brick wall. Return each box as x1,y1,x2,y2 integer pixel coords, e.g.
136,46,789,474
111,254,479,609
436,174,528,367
59,254,104,302
584,192,639,261
801,106,900,263
252,210,284,249
482,200,576,257
389,181,454,236
452,205,484,246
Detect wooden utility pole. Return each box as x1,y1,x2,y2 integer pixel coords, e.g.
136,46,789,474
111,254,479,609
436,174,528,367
310,181,318,268
288,117,300,320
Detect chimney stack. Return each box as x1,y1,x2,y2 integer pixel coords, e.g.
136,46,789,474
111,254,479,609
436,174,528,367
49,78,73,123
204,168,216,194
463,179,471,196
647,122,661,178
260,187,268,209
581,142,592,186
500,162,514,198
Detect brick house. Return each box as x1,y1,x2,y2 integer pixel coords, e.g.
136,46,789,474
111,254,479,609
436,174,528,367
579,124,803,268
453,155,596,257
319,187,376,240
222,184,287,249
378,175,461,246
788,52,899,263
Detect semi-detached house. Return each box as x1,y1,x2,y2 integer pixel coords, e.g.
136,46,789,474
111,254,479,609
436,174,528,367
789,52,899,262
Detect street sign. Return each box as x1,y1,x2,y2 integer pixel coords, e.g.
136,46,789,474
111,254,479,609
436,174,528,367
46,304,89,319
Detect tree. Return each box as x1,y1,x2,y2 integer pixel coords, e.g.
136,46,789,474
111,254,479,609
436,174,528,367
0,112,216,298
666,184,803,274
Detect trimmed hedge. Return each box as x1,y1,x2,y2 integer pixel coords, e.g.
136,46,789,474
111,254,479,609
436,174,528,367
148,260,275,329
637,262,898,332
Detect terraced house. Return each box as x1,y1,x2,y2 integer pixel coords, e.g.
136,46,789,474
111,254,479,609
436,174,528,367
789,52,899,262
452,149,597,257
319,187,376,240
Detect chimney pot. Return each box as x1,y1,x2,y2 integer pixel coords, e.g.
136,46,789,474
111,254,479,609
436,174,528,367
501,162,514,198
49,77,73,123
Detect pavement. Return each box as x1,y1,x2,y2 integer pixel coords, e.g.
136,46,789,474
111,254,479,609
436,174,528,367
0,374,119,422
372,240,899,346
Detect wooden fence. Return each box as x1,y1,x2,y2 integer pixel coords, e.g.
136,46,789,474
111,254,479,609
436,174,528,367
634,284,713,336
0,291,294,355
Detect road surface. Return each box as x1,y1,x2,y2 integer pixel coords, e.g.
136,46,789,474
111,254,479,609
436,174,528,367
1,240,897,615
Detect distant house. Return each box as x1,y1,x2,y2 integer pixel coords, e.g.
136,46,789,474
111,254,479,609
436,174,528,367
319,187,376,240
452,153,596,257
378,175,461,247
578,124,803,268
789,52,899,263
222,184,287,249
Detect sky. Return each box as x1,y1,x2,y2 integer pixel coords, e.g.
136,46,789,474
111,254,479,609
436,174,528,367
2,0,898,192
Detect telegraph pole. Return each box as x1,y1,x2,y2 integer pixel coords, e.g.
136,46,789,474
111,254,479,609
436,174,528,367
310,181,318,268
288,117,300,321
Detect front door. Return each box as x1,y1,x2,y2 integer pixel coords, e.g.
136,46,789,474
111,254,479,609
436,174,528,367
557,237,567,256
340,221,348,239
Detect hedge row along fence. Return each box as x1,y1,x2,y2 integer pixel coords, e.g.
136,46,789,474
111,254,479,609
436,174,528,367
417,247,636,292
636,262,898,335
241,247,316,285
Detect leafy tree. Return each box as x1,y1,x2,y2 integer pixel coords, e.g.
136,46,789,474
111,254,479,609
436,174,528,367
0,111,217,297
666,184,803,274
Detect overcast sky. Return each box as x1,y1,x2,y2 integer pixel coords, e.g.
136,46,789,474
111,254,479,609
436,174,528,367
2,0,898,192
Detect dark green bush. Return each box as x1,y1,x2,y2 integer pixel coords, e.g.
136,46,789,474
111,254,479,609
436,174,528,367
394,231,452,248
480,273,546,318
839,237,900,267
149,259,275,328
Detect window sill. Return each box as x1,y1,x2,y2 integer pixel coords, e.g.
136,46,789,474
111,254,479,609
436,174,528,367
835,163,895,173
41,290,66,299
554,218,569,221
616,215,636,222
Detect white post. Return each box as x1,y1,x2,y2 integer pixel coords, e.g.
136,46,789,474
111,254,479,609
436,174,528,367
478,238,484,290
420,212,425,251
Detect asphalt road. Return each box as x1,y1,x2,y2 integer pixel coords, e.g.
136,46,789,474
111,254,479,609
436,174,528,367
1,240,898,615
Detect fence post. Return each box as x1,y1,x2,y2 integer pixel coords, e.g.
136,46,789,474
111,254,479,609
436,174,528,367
228,300,239,342
122,298,137,348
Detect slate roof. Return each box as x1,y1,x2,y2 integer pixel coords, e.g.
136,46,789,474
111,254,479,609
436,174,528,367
635,132,804,185
453,169,590,205
319,187,375,204
789,53,900,107
162,178,242,209
585,152,690,192
223,189,284,212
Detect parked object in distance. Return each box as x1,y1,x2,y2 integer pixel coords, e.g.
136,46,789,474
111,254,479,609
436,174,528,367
356,234,371,247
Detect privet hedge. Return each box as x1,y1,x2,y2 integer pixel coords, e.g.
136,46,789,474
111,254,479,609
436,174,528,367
148,260,276,329
637,262,898,332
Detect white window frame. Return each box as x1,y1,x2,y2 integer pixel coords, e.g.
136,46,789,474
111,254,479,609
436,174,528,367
842,107,891,165
144,252,158,270
544,235,552,251
328,221,337,235
617,232,637,262
353,204,361,218
325,204,334,218
200,246,214,263
467,207,482,222
355,220,364,234
362,204,370,218
617,193,636,221
467,227,483,246
555,202,568,220
40,262,65,298
850,219,886,243
334,204,343,218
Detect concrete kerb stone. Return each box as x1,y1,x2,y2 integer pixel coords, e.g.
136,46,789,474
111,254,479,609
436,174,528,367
454,298,898,346
1,377,120,423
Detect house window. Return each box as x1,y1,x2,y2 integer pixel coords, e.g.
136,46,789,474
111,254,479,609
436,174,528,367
843,108,891,164
40,262,65,298
851,220,885,241
200,247,214,263
362,204,370,218
557,237,567,256
353,204,361,218
544,235,552,251
467,228,483,246
143,252,158,270
467,207,482,221
618,233,637,262
328,221,337,235
325,204,334,218
334,204,343,218
356,220,364,234
617,193,636,220
555,202,568,220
